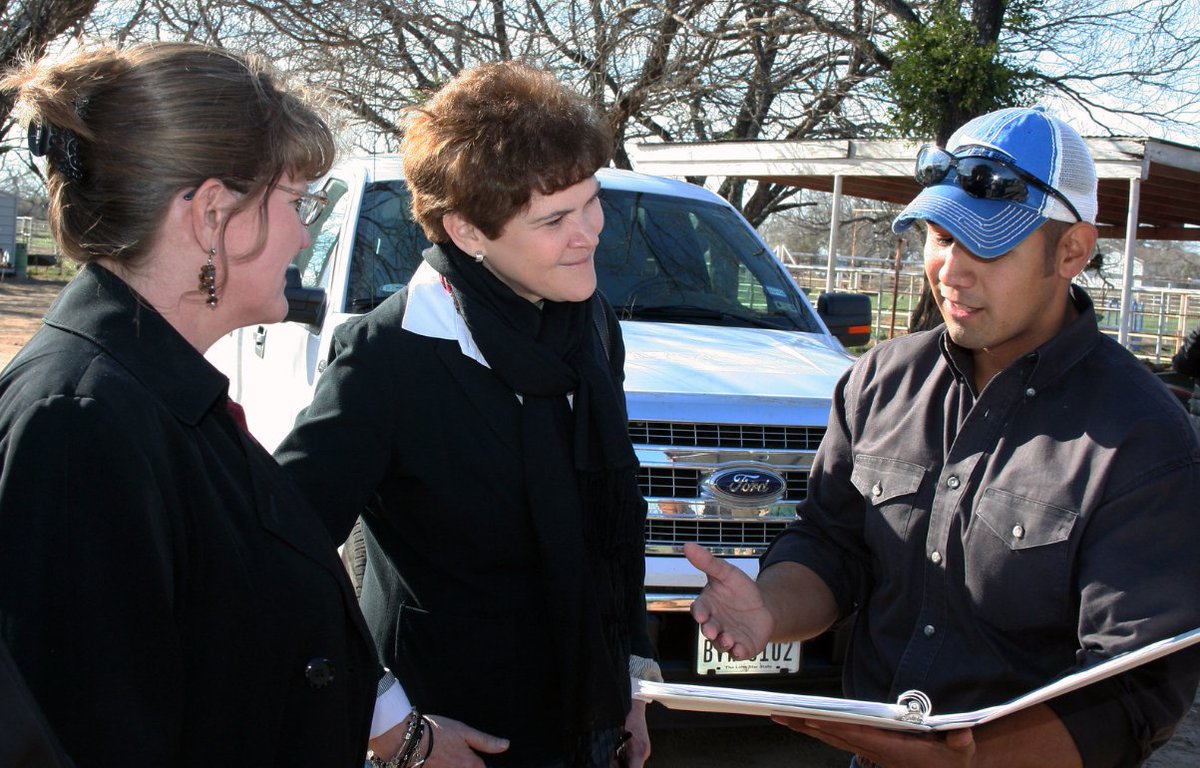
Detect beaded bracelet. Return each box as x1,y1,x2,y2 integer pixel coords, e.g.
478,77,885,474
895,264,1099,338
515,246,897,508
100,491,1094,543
368,708,424,768
395,712,426,768
409,718,435,768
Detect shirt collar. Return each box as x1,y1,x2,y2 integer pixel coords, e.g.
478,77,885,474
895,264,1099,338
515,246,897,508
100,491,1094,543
401,261,491,369
938,284,1101,391
43,263,228,426
1024,285,1101,388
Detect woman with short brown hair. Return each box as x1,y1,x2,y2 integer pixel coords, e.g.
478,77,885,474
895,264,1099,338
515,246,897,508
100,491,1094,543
277,61,656,767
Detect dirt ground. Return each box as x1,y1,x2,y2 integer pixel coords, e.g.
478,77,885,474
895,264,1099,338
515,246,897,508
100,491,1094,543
0,276,67,369
2,275,1199,766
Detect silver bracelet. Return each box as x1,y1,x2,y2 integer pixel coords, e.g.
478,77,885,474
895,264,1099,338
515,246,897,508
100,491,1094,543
368,708,423,768
367,752,403,768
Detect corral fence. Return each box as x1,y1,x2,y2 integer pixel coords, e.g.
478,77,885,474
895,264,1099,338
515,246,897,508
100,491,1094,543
16,216,56,255
781,250,1200,366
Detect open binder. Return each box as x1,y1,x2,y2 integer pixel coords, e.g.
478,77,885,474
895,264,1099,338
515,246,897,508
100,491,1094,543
636,625,1200,732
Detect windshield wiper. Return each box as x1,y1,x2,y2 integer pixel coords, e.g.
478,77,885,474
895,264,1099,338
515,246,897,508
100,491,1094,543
619,303,797,330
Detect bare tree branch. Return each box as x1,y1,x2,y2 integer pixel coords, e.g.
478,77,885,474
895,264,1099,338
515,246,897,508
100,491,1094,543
1,0,101,123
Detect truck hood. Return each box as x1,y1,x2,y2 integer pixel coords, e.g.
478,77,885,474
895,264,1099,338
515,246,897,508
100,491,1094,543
620,321,853,402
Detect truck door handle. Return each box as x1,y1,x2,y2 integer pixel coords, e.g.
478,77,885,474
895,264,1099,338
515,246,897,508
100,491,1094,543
254,326,267,358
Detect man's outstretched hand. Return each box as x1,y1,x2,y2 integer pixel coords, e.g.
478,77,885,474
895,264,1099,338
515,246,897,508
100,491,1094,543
684,542,775,661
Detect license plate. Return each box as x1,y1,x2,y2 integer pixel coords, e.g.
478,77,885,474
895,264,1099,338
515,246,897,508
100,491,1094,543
695,630,801,675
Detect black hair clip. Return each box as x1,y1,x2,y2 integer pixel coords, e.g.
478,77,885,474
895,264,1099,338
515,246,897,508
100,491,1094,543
27,121,51,157
27,120,85,182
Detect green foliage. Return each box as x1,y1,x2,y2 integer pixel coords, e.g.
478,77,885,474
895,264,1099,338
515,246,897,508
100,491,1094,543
1002,0,1047,32
883,4,1040,141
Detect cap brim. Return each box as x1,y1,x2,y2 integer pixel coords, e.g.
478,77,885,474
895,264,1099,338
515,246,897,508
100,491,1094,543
891,183,1046,259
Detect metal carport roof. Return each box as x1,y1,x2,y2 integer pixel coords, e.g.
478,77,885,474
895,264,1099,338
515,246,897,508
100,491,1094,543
628,136,1200,345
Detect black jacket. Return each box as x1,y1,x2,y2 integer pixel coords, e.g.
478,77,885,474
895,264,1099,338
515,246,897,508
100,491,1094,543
0,635,73,768
1173,324,1200,380
1173,324,1200,421
0,264,376,767
276,282,653,766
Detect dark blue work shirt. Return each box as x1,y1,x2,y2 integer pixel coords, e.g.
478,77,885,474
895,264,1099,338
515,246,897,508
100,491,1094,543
764,287,1200,768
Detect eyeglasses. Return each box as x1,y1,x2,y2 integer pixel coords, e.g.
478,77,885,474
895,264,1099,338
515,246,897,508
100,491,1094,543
914,145,1082,223
275,183,330,226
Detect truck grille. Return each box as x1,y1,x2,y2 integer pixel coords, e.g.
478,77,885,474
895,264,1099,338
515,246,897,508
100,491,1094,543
637,467,809,500
629,420,825,450
632,420,821,552
645,517,793,549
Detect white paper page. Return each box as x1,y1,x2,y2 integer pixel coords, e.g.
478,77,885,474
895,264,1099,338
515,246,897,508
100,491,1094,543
635,680,925,731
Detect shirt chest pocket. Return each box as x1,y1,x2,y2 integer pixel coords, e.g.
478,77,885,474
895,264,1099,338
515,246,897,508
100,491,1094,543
965,487,1078,632
851,455,926,543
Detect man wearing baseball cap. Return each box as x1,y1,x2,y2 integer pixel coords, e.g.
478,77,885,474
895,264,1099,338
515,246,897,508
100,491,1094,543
686,106,1200,767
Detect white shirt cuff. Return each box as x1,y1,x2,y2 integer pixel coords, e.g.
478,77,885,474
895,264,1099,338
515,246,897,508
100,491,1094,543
370,673,412,739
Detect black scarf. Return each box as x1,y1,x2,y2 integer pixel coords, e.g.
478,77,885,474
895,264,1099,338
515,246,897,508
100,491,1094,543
423,242,643,754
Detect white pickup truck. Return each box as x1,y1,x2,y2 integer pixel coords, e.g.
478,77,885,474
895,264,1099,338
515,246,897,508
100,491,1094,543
207,156,870,694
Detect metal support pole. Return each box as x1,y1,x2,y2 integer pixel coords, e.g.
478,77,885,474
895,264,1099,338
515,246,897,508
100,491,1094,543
889,238,902,338
1118,177,1141,349
875,281,885,339
1155,292,1166,362
826,175,844,294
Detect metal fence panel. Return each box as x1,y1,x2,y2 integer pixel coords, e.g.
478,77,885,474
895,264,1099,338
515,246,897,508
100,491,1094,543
787,263,1200,365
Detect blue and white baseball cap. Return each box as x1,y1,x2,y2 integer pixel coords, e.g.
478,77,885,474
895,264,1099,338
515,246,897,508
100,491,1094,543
892,106,1098,259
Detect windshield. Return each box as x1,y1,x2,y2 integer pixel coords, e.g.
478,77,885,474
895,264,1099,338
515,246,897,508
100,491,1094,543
346,180,431,312
594,188,821,332
320,178,822,332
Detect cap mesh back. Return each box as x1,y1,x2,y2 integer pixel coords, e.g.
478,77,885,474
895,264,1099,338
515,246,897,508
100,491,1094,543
1049,119,1098,224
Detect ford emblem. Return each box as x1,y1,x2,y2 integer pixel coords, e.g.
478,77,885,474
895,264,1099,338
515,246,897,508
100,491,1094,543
704,466,786,505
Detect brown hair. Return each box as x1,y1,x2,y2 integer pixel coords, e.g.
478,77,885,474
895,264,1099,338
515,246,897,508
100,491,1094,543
1040,219,1073,276
400,60,611,243
3,42,335,265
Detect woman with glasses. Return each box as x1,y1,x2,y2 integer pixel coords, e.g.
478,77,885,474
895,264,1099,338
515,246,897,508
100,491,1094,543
0,43,390,767
275,61,656,768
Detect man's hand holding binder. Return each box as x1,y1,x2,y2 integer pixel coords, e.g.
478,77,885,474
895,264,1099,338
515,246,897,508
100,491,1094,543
683,542,1085,768
772,705,1079,768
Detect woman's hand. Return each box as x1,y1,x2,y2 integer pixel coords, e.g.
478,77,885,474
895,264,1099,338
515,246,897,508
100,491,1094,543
614,699,651,767
369,713,509,768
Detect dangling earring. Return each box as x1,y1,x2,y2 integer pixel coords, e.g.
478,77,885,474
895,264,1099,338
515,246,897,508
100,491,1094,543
473,251,485,264
199,248,218,308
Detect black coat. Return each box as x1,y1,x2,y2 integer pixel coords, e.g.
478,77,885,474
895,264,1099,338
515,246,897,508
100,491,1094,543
1174,324,1200,423
0,264,377,768
0,635,73,768
276,284,653,766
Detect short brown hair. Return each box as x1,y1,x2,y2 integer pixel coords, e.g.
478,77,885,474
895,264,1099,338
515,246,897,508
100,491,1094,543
3,42,335,265
1039,219,1073,275
401,60,611,243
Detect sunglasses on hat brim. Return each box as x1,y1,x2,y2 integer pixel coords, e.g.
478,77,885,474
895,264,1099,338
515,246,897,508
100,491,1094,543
914,145,1083,224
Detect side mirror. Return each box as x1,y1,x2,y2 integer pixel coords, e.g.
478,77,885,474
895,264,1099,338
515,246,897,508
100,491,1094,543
284,264,326,328
818,291,872,348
